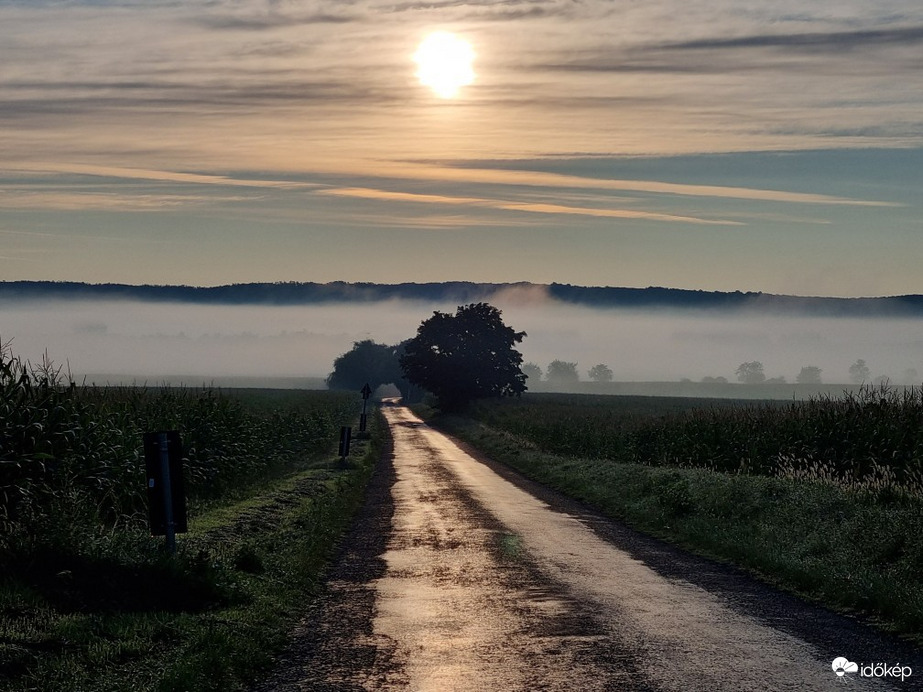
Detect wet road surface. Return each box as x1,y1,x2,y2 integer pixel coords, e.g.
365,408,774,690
256,404,923,691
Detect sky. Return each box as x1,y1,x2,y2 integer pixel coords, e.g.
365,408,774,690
1,0,923,296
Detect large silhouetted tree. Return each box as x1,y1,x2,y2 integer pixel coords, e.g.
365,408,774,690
399,303,526,410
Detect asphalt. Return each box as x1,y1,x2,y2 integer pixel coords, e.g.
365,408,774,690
254,404,923,691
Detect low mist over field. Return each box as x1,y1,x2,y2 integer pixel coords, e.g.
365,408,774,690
2,295,921,386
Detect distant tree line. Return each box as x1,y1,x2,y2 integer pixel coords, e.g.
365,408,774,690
518,361,614,384
326,303,918,412
326,303,526,411
7,280,923,317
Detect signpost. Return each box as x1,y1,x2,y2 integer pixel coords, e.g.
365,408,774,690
143,430,187,555
359,382,372,432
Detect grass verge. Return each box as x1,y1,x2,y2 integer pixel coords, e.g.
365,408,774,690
425,410,923,645
1,414,384,692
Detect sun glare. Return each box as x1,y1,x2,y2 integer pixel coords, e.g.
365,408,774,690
414,31,475,99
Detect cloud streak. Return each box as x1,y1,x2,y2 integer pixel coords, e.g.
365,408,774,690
320,186,741,225
661,24,923,52
194,12,357,31
0,190,251,212
5,164,321,190
387,163,898,206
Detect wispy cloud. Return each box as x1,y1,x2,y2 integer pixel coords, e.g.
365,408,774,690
320,186,741,225
0,190,252,212
661,24,923,52
5,164,321,190
194,12,357,31
537,24,923,78
381,0,561,15
385,162,898,206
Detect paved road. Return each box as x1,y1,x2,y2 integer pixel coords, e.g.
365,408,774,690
257,404,923,691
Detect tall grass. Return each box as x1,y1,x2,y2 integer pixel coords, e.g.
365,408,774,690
470,387,923,497
0,342,355,558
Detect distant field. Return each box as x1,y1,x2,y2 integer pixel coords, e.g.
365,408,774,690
526,380,906,400
72,377,893,399
76,374,329,389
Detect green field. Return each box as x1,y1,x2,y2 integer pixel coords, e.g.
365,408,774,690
1,346,377,691
427,388,923,642
525,380,906,400
469,387,923,496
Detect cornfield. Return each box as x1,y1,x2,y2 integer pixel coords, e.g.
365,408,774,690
470,388,923,496
0,343,355,552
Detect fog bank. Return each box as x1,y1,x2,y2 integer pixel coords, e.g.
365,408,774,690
1,298,921,386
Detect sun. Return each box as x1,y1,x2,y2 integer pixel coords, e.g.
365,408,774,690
414,31,475,99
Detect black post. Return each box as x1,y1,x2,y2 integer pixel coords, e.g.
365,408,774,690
144,430,187,554
359,383,372,432
158,432,176,555
338,426,352,460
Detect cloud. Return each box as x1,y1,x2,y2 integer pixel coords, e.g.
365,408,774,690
385,162,898,206
343,212,535,230
537,24,923,78
381,0,558,14
662,25,923,53
5,163,321,190
320,186,741,225
0,190,252,212
0,79,388,122
194,12,356,31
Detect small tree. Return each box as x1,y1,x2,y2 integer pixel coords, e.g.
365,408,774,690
701,376,728,384
587,363,614,382
327,339,403,393
849,359,870,384
399,303,526,411
546,360,579,384
796,366,822,384
735,361,766,384
521,362,543,382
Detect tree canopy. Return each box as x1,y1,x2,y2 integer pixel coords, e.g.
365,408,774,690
849,359,871,384
587,363,613,382
326,339,418,400
399,303,526,410
796,366,823,384
735,361,766,384
546,360,579,384
521,362,543,382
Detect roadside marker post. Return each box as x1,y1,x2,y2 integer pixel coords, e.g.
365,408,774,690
359,382,372,432
143,431,188,555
